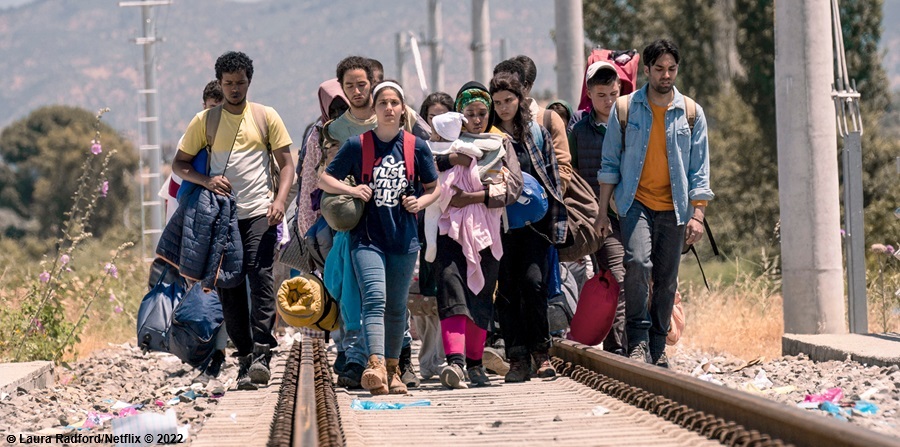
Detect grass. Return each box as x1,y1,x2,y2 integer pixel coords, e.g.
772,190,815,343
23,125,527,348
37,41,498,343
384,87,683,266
677,256,900,362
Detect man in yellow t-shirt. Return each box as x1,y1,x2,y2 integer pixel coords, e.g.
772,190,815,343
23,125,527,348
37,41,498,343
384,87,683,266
596,40,714,368
173,51,294,391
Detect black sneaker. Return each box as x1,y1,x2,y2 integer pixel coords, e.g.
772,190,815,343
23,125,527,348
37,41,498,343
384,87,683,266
467,365,490,387
399,345,420,388
248,343,272,385
333,351,347,376
337,362,365,389
654,352,670,369
628,343,651,364
236,354,258,391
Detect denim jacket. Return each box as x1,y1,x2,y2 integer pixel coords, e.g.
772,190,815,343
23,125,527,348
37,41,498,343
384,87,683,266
598,85,713,225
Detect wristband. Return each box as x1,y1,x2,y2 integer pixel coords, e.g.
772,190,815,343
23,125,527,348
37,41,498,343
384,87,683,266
691,216,704,224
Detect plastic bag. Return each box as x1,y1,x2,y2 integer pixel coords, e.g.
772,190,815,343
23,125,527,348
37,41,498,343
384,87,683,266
350,399,431,410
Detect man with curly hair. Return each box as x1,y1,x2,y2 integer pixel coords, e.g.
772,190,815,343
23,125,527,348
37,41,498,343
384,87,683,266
173,51,294,390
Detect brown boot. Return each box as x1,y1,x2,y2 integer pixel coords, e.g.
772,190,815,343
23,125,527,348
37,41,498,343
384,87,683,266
504,347,531,383
361,355,388,395
532,351,557,378
385,358,408,394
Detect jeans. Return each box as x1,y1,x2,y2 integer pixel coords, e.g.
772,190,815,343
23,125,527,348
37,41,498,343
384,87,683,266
496,227,551,354
596,217,627,355
218,215,278,356
351,246,417,359
620,200,684,359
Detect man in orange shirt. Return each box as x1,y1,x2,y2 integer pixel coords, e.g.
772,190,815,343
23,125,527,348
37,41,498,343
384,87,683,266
595,40,713,367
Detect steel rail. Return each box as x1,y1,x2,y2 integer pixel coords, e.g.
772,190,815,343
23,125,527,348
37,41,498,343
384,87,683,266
551,338,899,447
292,337,318,447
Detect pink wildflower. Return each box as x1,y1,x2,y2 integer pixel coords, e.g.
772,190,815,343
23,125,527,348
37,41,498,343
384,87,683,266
104,262,118,278
60,254,70,265
114,306,123,314
39,271,50,283
91,140,102,155
99,181,109,198
32,318,43,331
887,245,896,255
109,292,116,302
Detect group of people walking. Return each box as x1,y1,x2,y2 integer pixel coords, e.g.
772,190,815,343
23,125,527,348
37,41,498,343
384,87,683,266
163,37,713,395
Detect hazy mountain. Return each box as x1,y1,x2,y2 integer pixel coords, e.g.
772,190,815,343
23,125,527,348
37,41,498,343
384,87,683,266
0,0,559,150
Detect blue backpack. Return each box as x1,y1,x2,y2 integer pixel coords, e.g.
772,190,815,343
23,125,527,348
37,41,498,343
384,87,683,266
506,172,548,229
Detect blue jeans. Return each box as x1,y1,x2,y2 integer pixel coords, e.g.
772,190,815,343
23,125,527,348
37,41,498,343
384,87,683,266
620,200,684,359
351,247,417,359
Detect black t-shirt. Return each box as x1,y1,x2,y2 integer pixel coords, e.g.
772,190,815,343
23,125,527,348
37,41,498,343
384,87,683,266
325,130,438,255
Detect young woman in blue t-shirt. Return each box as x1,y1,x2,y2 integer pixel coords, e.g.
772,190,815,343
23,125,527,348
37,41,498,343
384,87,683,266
320,81,440,395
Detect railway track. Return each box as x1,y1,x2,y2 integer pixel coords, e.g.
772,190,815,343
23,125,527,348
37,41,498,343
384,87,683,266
269,337,899,446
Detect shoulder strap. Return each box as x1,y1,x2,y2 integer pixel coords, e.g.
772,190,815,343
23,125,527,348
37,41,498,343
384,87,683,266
360,131,376,184
205,105,223,148
249,103,269,149
683,95,696,132
402,130,416,182
616,96,630,136
543,109,552,130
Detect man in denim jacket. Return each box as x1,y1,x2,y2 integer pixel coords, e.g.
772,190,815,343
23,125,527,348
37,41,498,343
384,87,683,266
594,40,713,367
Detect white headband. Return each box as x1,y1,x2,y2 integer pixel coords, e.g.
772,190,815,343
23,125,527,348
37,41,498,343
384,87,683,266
372,81,404,101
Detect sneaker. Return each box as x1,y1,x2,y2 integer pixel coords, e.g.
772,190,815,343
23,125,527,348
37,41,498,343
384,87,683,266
654,352,670,369
482,347,510,376
399,345,420,388
504,354,531,383
337,362,365,389
467,365,491,387
248,343,272,385
439,363,468,389
236,354,258,391
532,352,556,378
628,343,651,364
333,351,347,376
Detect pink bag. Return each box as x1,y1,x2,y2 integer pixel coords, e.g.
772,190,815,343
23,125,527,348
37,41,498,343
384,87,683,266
666,291,685,345
567,270,619,346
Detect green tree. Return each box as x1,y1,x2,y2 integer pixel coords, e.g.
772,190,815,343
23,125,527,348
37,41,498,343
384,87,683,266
582,0,721,102
0,106,138,239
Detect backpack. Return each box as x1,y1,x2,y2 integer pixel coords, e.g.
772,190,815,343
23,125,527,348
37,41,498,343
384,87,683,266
178,103,277,201
616,94,720,289
320,130,416,232
578,48,642,112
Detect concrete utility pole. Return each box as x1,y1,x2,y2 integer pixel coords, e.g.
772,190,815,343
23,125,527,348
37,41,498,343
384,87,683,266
554,0,584,106
120,0,171,261
427,0,445,93
396,33,407,89
471,0,491,85
775,0,846,334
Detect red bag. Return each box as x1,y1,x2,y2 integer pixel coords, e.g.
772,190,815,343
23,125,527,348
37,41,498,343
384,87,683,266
577,48,642,113
567,269,619,346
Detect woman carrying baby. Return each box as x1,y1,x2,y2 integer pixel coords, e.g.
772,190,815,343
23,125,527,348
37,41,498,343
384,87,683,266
430,81,523,389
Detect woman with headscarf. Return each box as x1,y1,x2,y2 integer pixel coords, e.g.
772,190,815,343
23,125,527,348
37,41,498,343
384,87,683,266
490,72,567,383
431,81,523,389
296,79,349,240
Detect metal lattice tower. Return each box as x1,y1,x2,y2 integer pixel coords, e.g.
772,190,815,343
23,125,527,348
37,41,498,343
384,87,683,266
120,0,171,261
